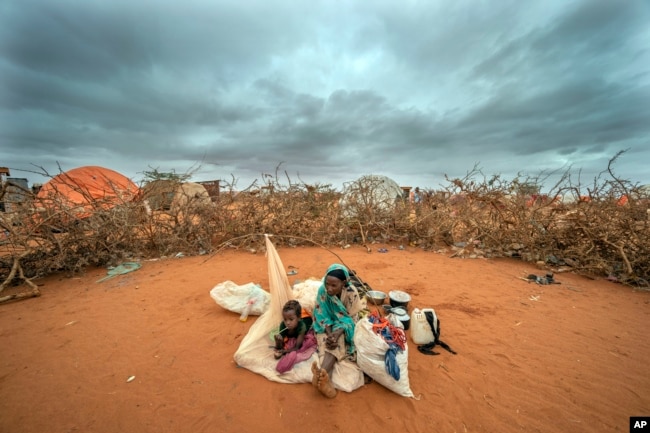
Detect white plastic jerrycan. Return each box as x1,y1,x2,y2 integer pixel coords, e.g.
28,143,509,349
410,308,435,344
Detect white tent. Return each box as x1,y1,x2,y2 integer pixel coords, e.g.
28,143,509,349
340,174,405,218
142,181,213,212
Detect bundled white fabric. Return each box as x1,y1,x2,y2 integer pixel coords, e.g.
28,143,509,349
354,316,415,398
232,235,364,391
209,281,270,315
291,278,321,313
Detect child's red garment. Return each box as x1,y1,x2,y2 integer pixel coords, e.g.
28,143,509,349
276,329,317,374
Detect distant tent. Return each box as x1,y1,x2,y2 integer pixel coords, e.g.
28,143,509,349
2,178,30,213
35,166,139,219
620,184,650,205
636,184,650,199
141,180,213,212
340,174,405,217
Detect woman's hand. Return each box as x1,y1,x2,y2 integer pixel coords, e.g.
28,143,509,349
325,340,338,350
325,329,343,350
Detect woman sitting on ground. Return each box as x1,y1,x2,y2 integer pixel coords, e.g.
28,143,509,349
311,264,367,398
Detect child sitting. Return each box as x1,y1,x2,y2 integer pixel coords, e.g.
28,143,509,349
273,300,317,373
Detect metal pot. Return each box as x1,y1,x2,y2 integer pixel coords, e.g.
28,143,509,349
388,290,411,309
397,313,410,330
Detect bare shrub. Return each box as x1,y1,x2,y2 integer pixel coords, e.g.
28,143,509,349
543,152,649,285
407,154,648,287
137,179,218,256
212,169,342,250
2,152,648,297
338,175,410,246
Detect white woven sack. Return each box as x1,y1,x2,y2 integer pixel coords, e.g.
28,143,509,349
209,281,270,315
354,317,414,398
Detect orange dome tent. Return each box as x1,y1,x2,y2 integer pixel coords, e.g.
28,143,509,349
35,166,139,219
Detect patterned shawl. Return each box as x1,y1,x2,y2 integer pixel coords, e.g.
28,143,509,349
312,263,366,355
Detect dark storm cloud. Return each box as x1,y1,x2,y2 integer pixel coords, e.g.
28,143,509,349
453,0,650,176
1,0,649,189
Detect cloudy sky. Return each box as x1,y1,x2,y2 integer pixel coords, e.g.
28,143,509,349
1,0,649,191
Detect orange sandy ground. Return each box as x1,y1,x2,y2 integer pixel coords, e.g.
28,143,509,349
1,245,648,433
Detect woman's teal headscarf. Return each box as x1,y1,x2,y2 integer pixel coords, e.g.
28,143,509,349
312,264,357,355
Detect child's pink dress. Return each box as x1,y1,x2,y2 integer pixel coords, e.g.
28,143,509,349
276,329,317,374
